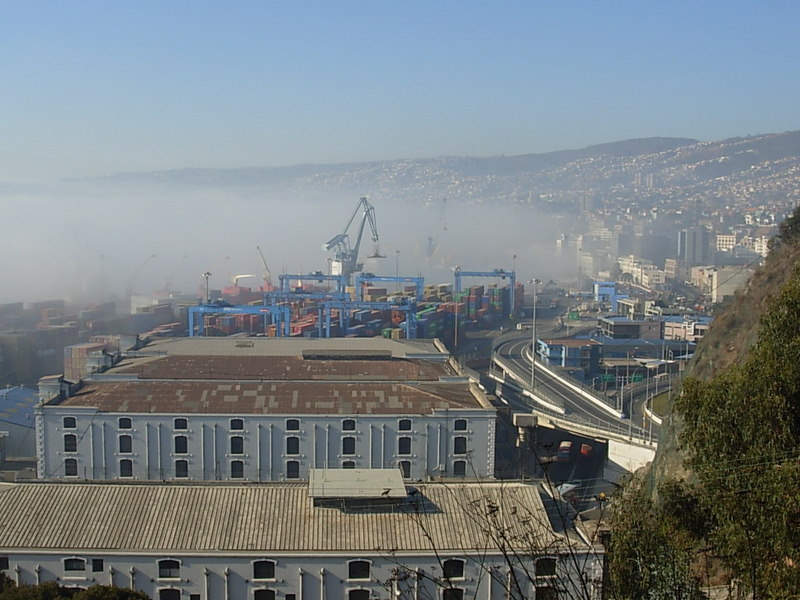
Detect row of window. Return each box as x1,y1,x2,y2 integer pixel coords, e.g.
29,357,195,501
63,434,470,457
62,457,471,479
63,417,471,433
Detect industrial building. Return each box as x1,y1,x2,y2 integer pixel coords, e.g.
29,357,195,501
36,337,498,482
0,476,603,600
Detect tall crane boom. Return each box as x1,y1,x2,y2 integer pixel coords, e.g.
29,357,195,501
256,246,274,292
322,196,384,282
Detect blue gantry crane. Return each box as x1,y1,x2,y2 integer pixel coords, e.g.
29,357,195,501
318,298,418,339
188,303,291,337
453,267,517,317
279,272,349,294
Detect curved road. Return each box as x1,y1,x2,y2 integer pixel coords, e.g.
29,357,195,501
495,335,657,441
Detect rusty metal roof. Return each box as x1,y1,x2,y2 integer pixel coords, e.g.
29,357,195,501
59,380,487,415
113,355,453,381
0,481,570,554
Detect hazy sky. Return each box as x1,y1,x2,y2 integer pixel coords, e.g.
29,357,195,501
2,1,799,181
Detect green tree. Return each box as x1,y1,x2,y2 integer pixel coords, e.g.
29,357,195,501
73,586,149,600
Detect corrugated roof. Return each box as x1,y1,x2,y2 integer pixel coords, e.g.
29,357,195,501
0,481,569,554
59,380,485,415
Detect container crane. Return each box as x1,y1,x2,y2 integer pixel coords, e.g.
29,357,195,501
256,246,274,292
322,196,384,283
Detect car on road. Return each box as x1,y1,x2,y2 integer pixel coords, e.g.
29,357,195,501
556,440,573,462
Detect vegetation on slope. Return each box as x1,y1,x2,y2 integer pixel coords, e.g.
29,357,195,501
608,206,800,598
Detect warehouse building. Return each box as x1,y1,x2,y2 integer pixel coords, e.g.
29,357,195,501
36,337,497,482
0,475,603,600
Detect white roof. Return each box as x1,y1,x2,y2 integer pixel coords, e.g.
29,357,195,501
308,468,406,499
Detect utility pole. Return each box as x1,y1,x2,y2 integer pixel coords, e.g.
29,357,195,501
529,278,541,391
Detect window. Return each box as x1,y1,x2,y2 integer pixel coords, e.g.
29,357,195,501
231,460,244,479
453,460,467,477
535,587,557,600
453,436,467,455
399,460,411,478
398,419,412,431
342,436,356,455
64,558,85,572
119,459,133,478
174,418,188,430
286,460,299,479
63,416,76,429
254,591,276,600
286,419,300,431
286,436,299,455
348,591,369,600
253,560,275,580
454,419,467,431
175,460,188,478
92,559,104,573
442,589,464,600
230,418,244,430
0,557,8,570
64,434,77,453
174,435,188,454
348,560,370,580
342,419,356,431
159,591,180,600
443,559,464,579
342,460,356,469
65,458,78,477
398,436,411,455
118,417,132,429
231,436,244,454
190,596,201,600
535,557,557,577
119,434,132,454
158,559,180,579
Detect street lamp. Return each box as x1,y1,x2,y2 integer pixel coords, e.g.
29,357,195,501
395,250,400,291
529,278,542,391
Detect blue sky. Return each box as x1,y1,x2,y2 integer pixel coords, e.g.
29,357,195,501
1,0,798,181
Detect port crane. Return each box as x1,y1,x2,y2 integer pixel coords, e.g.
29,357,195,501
354,273,425,302
322,196,384,283
256,246,274,292
453,267,518,317
279,272,349,294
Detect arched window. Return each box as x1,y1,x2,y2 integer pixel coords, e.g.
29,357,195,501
286,460,300,479
443,559,465,579
535,557,557,577
535,587,557,600
254,591,276,600
64,434,77,453
174,436,188,454
442,589,464,600
158,559,180,579
118,417,132,429
253,560,275,580
453,436,467,455
119,459,133,478
175,460,188,478
231,436,244,454
64,458,78,477
230,418,244,430
286,419,300,431
342,460,356,469
342,436,356,455
399,461,411,478
398,437,411,455
398,419,412,431
342,419,356,431
118,435,132,453
286,436,299,455
159,591,181,600
231,460,244,479
348,560,370,580
453,460,467,477
454,419,467,431
174,418,188,430
64,558,85,572
63,416,76,429
348,591,369,600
